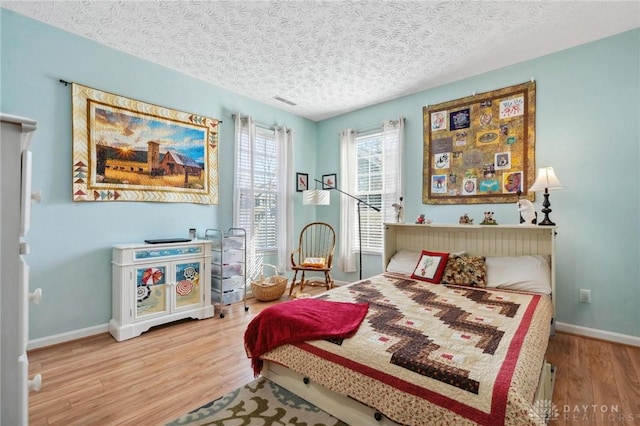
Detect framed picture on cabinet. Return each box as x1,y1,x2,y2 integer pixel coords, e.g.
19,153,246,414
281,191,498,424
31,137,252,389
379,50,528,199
71,83,220,204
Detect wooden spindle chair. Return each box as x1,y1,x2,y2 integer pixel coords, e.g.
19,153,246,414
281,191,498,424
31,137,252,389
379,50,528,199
289,222,336,296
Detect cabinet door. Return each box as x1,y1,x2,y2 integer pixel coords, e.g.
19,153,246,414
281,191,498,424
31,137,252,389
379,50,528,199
134,263,169,320
173,259,204,311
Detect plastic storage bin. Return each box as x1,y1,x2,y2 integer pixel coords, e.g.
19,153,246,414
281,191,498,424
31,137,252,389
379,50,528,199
210,236,244,250
212,275,245,292
211,288,244,305
211,250,244,264
211,263,243,277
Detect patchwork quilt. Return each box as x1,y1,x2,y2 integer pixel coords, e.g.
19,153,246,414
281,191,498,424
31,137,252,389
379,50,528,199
261,273,552,426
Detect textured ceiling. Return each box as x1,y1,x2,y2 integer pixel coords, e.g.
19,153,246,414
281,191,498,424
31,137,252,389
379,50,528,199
2,1,639,121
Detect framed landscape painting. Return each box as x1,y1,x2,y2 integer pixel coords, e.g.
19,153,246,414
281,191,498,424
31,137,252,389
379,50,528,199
72,83,220,204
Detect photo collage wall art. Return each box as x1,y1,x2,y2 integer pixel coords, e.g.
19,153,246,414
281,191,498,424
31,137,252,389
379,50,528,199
423,81,536,205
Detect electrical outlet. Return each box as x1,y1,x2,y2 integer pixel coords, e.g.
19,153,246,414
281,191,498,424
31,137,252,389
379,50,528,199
579,289,591,303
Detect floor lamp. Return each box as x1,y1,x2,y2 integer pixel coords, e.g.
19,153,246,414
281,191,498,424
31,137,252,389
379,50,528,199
306,178,380,281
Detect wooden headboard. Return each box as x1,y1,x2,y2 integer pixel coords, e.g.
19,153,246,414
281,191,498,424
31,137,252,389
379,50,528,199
383,223,557,325
383,223,556,264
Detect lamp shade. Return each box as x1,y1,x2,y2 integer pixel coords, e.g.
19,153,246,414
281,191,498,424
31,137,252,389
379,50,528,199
529,167,565,192
302,189,330,205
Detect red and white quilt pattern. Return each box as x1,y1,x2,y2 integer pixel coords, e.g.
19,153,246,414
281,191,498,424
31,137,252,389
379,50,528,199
262,273,552,426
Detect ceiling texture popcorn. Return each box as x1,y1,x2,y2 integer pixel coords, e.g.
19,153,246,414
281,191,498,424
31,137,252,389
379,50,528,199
3,1,638,121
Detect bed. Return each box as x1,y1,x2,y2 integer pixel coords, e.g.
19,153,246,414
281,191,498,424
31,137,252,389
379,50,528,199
253,223,557,425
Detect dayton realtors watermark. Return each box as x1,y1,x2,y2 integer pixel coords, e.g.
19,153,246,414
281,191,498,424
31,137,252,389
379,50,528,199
561,405,639,423
530,401,639,423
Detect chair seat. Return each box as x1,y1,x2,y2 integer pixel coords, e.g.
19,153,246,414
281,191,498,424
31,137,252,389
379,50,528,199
292,265,330,272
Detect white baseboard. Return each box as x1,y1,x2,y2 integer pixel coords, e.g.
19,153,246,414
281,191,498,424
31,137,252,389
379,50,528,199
28,318,638,352
556,322,640,347
27,324,109,351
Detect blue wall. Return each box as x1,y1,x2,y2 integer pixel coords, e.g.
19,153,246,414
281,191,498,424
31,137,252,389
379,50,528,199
2,9,638,340
1,9,318,340
317,29,640,337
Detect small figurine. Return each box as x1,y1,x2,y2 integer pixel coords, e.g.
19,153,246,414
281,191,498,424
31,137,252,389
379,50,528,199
517,199,537,225
459,213,474,225
415,214,432,224
481,211,498,225
392,196,404,223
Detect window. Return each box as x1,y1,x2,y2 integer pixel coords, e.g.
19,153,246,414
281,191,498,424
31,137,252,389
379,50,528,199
235,125,279,253
355,131,384,252
340,118,403,269
234,115,292,275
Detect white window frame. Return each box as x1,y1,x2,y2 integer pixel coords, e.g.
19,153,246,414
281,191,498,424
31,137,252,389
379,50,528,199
340,118,404,263
234,115,292,275
354,130,385,253
235,124,279,252
250,127,279,253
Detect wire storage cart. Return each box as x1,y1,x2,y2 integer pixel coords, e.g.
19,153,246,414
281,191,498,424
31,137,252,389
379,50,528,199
205,228,248,318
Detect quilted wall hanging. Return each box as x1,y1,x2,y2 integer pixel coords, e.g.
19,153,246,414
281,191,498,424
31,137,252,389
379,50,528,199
72,83,220,204
423,81,536,205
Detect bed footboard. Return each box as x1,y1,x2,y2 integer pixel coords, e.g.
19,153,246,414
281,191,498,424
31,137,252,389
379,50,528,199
533,361,557,424
264,359,556,426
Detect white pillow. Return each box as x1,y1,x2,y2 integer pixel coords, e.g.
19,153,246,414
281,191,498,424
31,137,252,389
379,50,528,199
485,255,551,294
386,249,465,275
386,250,421,274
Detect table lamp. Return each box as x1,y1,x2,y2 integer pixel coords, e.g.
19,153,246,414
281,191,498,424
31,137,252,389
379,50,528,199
529,166,565,226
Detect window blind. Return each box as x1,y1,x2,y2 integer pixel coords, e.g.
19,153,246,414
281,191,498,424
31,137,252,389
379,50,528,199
236,126,279,252
355,130,384,251
353,119,403,253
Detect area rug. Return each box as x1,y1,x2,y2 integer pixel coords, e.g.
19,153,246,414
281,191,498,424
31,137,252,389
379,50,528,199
166,377,347,426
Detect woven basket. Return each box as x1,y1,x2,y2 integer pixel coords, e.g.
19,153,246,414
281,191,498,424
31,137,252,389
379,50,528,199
251,264,288,302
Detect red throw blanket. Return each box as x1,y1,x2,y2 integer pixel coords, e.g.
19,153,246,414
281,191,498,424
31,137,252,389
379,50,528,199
244,298,369,376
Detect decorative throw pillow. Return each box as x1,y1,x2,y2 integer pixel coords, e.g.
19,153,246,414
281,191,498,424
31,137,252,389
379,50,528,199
441,255,487,287
302,257,326,268
411,251,449,283
387,249,466,275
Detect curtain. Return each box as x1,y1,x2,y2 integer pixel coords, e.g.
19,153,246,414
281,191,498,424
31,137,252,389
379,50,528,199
338,129,357,273
382,116,405,223
233,114,257,273
274,125,293,273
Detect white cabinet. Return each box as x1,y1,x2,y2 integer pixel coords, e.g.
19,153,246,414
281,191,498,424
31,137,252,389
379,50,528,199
110,240,214,341
1,113,41,426
205,228,248,318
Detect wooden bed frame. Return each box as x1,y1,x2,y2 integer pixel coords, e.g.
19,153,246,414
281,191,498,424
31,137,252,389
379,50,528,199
263,223,557,425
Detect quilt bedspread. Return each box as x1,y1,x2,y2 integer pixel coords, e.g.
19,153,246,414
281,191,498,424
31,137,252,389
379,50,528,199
261,273,552,426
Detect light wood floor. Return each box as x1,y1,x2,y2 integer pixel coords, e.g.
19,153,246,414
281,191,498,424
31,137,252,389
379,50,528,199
28,289,640,426
545,330,640,425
